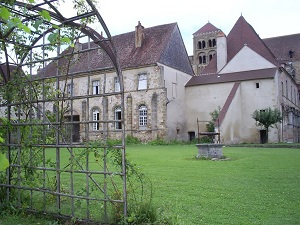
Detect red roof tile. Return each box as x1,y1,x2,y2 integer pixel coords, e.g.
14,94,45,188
263,33,300,61
193,22,220,35
226,16,278,66
186,68,277,87
38,23,194,78
215,82,241,126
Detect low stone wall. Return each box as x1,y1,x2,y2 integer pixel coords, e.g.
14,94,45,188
196,144,223,158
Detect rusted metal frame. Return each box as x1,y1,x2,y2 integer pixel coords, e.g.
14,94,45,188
18,41,111,67
2,183,124,203
85,0,127,215
3,0,126,221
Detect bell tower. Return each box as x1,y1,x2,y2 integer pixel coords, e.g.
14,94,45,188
192,22,221,75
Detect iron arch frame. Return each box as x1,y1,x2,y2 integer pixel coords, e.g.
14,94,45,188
0,0,127,223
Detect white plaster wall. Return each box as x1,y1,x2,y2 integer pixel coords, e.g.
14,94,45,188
185,82,234,140
185,76,282,144
220,46,276,74
160,63,192,140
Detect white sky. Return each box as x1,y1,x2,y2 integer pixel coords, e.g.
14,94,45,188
94,0,300,55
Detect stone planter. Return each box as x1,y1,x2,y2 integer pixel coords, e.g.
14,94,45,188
196,144,223,159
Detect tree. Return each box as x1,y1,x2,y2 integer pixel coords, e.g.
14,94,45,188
252,107,282,143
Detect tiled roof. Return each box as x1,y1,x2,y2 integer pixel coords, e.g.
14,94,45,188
226,16,278,66
193,22,220,35
185,68,277,87
263,33,300,61
197,16,279,76
38,23,194,77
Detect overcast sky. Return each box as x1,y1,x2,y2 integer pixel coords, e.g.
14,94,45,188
94,0,300,56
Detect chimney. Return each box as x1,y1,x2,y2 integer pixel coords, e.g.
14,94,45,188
135,21,144,48
217,31,227,72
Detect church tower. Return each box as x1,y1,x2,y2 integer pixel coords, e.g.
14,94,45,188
192,22,222,75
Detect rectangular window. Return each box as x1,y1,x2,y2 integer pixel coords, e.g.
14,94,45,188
139,105,147,126
256,83,260,88
115,77,120,92
138,74,147,90
67,83,73,96
115,107,122,129
92,80,100,95
92,109,99,131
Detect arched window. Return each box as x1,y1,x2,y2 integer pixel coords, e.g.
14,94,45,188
92,108,99,131
213,39,216,47
208,51,216,61
115,106,122,129
199,53,206,64
208,39,212,47
139,105,147,126
202,40,206,49
198,41,202,49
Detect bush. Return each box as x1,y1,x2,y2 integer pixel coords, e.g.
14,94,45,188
126,135,141,145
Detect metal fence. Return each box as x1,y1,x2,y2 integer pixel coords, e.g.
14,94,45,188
0,1,126,223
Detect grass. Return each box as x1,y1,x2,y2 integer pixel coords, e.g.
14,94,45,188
126,145,300,225
1,145,300,224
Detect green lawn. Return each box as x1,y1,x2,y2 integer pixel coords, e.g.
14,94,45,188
126,145,300,225
1,145,300,225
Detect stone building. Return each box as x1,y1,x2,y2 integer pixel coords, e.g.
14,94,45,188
35,16,300,144
186,16,300,144
38,22,194,142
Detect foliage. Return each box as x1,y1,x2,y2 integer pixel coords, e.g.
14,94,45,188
206,107,220,132
125,135,141,145
252,107,282,130
252,107,282,143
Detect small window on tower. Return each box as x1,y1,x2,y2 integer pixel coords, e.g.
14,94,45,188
256,83,260,88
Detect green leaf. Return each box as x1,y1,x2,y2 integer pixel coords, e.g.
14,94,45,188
52,24,60,30
33,19,43,31
0,153,9,171
38,10,51,22
28,0,35,3
0,7,10,20
61,36,71,44
48,32,59,44
22,25,31,34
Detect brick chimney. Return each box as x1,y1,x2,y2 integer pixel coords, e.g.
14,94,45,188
217,31,227,72
135,21,144,48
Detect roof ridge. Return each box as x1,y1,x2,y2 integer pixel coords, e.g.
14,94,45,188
226,16,278,66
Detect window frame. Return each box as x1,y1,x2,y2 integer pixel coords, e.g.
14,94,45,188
115,106,122,130
92,108,100,131
92,80,100,95
138,73,147,90
139,105,148,127
115,77,120,92
66,83,73,96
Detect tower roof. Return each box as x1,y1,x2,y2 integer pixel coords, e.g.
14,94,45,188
193,22,220,35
